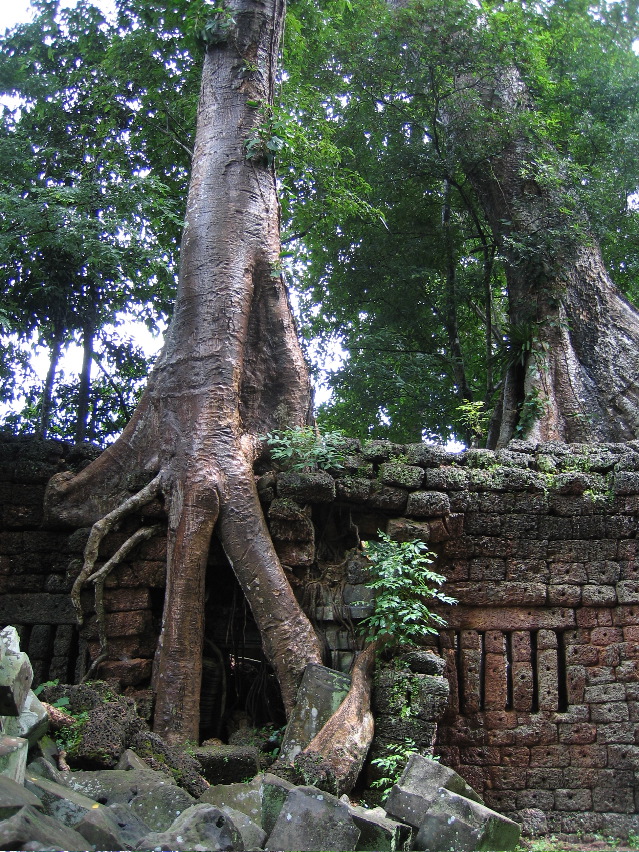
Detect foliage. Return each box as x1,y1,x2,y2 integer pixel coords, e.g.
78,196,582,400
369,737,417,800
357,533,455,648
262,426,347,471
455,401,489,447
515,389,546,438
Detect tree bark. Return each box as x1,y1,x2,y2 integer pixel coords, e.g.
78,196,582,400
294,642,377,796
447,67,639,445
40,326,63,439
45,0,323,745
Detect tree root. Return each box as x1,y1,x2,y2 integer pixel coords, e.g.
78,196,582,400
294,641,378,796
69,473,164,679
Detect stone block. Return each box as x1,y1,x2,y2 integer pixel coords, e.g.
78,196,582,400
135,803,244,851
592,785,635,813
0,804,93,851
261,772,295,837
193,743,260,785
406,490,450,518
386,517,431,543
266,785,360,851
0,593,77,624
279,664,351,763
25,772,103,827
199,774,263,826
554,788,592,810
379,462,424,489
3,689,49,745
0,773,43,819
348,803,412,851
277,469,336,503
75,804,145,851
385,754,482,829
0,736,28,783
414,787,520,852
0,650,33,715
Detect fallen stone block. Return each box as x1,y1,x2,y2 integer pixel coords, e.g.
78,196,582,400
0,626,21,657
115,747,150,771
0,804,94,851
266,785,360,851
24,772,102,828
62,767,179,805
0,735,28,783
129,782,195,831
221,804,267,849
105,802,154,848
3,690,49,745
0,651,33,716
414,787,521,852
75,803,136,851
279,664,351,763
200,774,263,825
385,754,482,829
27,755,64,784
134,803,244,851
193,742,260,784
348,802,412,851
261,771,295,836
0,774,43,819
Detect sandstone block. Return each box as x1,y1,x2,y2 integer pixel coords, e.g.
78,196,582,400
406,490,450,518
0,736,28,783
414,787,521,852
279,664,351,763
266,785,360,851
134,803,244,851
385,754,482,829
0,804,93,851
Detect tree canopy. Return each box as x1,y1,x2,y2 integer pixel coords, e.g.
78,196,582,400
3,0,639,445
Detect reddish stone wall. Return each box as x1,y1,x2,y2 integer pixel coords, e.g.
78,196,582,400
1,434,638,836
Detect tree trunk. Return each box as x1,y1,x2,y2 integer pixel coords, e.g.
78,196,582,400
45,0,323,745
40,327,63,439
75,318,93,443
447,67,639,445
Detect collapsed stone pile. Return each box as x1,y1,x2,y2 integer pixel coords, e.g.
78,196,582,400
0,626,521,851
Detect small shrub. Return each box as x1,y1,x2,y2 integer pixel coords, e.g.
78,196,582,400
262,426,347,472
357,533,456,649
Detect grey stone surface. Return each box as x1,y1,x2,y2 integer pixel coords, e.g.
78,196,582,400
0,804,94,851
279,664,351,762
0,735,28,783
0,651,33,715
221,804,266,849
74,804,135,851
105,802,153,848
349,802,412,851
266,785,360,851
414,788,521,852
0,773,42,819
62,767,178,805
193,742,260,785
115,747,150,771
134,803,244,851
129,781,195,831
261,772,295,837
24,772,100,828
200,775,263,825
3,690,49,746
385,754,482,829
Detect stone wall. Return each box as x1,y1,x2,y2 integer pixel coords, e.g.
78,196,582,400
1,433,638,836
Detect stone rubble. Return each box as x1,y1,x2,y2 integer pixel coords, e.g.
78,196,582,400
0,629,520,851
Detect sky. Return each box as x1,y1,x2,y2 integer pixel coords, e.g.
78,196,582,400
0,1,34,32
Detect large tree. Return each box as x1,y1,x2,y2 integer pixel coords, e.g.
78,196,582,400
45,0,324,745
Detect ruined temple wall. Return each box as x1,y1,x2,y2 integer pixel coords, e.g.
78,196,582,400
1,434,638,835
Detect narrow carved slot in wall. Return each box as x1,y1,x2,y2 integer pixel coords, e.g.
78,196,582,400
530,629,539,713
556,629,569,712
